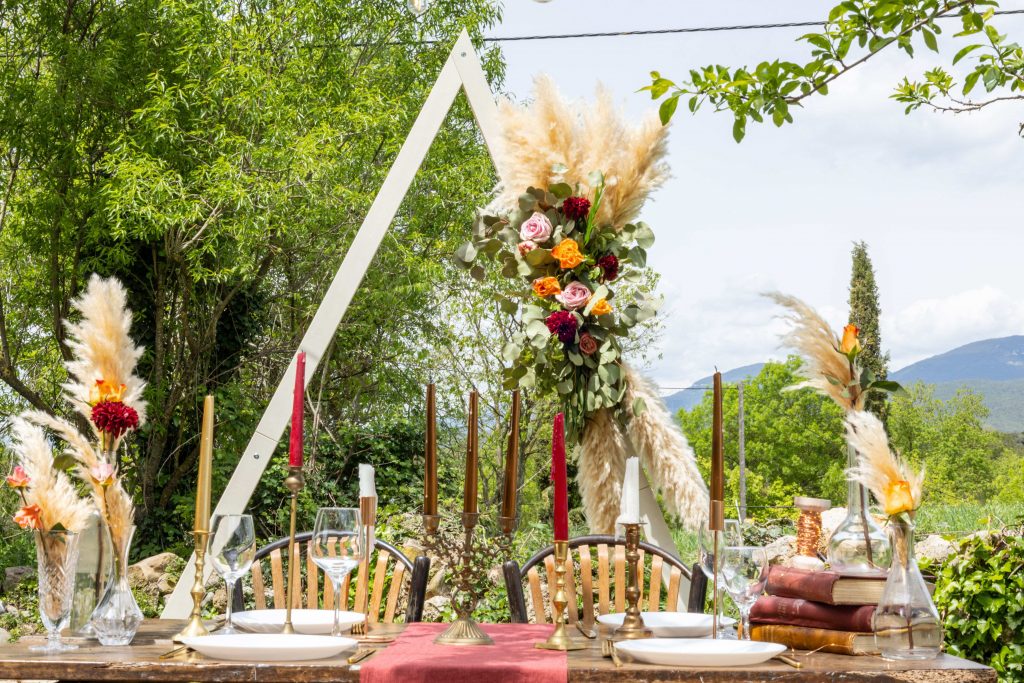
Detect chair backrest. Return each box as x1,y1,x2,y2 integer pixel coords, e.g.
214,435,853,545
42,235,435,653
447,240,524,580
503,534,707,624
233,531,430,623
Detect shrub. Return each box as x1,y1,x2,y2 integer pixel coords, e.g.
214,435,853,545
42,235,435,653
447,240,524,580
932,527,1024,682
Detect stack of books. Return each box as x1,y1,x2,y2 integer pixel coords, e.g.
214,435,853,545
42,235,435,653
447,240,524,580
749,566,885,655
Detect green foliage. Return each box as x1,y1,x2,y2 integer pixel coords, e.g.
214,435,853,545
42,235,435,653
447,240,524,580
931,528,1024,681
0,575,42,640
848,241,891,417
644,1,1023,139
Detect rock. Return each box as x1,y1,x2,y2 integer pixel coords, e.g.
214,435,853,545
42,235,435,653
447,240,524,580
820,507,848,544
211,587,228,612
422,595,450,622
128,552,180,585
0,627,9,643
426,563,447,599
3,566,34,594
764,535,797,566
917,534,955,564
156,575,177,595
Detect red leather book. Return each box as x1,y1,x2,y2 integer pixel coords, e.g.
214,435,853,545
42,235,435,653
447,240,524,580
750,595,875,633
764,565,885,605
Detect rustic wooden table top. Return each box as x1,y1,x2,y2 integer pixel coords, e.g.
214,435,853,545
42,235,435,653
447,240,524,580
0,620,995,682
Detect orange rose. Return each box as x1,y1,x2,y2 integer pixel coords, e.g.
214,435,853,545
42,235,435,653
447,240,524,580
13,504,42,530
6,466,29,489
591,298,613,316
840,324,861,354
883,480,915,516
532,277,562,298
550,238,585,270
89,379,127,405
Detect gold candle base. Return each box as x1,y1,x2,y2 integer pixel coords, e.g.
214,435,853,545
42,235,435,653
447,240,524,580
281,465,305,635
613,524,652,641
536,540,585,651
173,530,211,643
434,616,494,646
422,513,440,536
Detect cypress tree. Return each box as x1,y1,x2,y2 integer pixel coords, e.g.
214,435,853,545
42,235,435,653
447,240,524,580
848,241,891,416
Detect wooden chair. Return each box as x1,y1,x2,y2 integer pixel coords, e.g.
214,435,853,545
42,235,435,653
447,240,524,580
232,531,430,623
503,534,707,624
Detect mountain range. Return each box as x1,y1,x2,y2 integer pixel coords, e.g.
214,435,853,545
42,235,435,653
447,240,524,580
664,335,1024,432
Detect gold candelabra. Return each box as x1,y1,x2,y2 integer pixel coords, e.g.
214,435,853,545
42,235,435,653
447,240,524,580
536,540,585,651
613,523,652,640
173,530,210,643
281,465,305,635
423,512,514,646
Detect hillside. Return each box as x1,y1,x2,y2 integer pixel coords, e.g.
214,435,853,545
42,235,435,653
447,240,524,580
663,363,765,414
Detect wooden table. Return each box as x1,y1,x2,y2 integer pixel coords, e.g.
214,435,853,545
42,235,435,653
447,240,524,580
0,620,995,682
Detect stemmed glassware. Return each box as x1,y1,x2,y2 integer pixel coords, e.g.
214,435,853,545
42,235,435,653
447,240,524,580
721,545,769,640
310,507,364,637
32,530,81,653
208,514,256,635
698,518,742,638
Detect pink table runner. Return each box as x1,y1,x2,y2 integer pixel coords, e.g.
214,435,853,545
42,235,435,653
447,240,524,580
360,623,567,683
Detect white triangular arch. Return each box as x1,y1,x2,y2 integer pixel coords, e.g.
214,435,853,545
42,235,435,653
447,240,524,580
164,29,682,617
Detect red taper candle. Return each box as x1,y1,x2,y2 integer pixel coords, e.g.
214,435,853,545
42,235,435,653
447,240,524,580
288,352,305,467
551,412,569,541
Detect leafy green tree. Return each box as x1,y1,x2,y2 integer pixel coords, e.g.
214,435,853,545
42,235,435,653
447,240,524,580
644,1,1024,140
848,241,891,417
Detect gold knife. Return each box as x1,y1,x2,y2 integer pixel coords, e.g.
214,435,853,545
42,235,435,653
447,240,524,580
347,648,378,665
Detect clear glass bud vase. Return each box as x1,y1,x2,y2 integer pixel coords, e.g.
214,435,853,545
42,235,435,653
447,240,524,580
873,518,942,660
90,525,143,646
827,443,892,575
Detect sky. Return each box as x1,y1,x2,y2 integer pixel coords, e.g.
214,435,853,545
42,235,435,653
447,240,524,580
490,0,1024,389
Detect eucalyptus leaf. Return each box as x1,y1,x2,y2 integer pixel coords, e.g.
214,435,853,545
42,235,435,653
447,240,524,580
633,222,655,249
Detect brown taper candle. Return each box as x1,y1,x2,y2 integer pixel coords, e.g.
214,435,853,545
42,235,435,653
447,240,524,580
463,390,479,514
424,383,438,516
501,390,521,519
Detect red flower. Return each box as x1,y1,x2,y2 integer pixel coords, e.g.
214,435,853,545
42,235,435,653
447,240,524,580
598,254,619,282
91,401,140,438
578,332,598,356
545,310,578,344
561,196,591,222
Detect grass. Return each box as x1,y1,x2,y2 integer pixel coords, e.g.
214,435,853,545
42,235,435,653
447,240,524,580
914,501,1024,538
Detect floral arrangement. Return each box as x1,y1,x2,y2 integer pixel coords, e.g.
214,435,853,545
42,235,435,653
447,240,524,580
766,292,902,411
27,274,146,566
845,411,924,521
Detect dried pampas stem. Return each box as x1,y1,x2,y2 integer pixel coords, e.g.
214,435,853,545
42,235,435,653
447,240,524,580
11,418,93,533
765,292,860,411
576,408,630,534
845,411,924,513
493,75,670,227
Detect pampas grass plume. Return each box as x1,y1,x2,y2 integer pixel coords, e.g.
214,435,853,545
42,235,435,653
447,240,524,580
11,418,93,533
845,410,924,515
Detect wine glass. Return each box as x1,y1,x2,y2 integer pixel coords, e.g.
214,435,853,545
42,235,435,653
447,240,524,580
721,545,769,640
698,518,742,637
208,514,256,635
310,507,364,637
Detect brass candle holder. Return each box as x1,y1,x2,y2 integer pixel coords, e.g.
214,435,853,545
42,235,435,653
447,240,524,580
281,465,305,635
613,523,652,640
173,530,210,643
536,540,585,651
709,499,724,640
359,495,377,625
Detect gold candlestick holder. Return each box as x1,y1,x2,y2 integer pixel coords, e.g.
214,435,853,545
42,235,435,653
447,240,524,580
173,530,210,643
613,523,652,640
536,540,585,651
281,465,304,635
710,499,724,640
359,496,377,627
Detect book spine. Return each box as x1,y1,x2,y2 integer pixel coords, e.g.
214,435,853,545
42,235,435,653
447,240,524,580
750,624,876,656
750,596,875,632
764,566,838,604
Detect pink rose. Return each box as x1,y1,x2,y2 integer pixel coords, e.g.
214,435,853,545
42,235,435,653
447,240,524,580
519,212,553,243
518,241,537,256
555,281,592,310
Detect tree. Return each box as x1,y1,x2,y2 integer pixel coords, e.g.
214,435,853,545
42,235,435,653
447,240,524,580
644,1,1024,140
848,241,891,417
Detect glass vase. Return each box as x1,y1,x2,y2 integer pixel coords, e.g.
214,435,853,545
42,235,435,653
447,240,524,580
873,518,942,660
90,525,143,646
70,510,113,635
827,443,891,575
32,530,81,653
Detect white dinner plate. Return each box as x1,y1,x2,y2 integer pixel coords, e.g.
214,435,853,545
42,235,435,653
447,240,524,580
596,612,736,638
232,609,365,635
615,638,786,667
181,633,358,662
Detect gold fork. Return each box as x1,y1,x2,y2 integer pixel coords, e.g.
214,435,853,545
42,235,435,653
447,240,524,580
600,639,622,667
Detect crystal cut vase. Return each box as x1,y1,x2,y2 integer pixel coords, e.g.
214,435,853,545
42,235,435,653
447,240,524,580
33,530,81,653
827,443,891,575
90,525,143,646
872,518,942,660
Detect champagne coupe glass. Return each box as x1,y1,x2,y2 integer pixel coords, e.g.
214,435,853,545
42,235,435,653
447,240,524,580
721,545,769,640
310,507,364,637
208,514,256,635
699,518,742,637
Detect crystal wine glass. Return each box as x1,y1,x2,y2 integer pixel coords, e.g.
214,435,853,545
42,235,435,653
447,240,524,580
208,514,256,635
721,545,769,640
698,518,742,637
310,507,364,637
32,530,81,653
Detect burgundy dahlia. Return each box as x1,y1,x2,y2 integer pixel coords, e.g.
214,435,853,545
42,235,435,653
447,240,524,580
598,254,619,282
545,310,578,344
91,401,140,438
561,196,591,222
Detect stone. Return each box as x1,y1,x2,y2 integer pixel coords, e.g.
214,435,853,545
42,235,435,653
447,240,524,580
917,534,956,565
0,627,9,644
3,566,34,594
422,595,450,622
128,552,180,585
764,535,797,566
